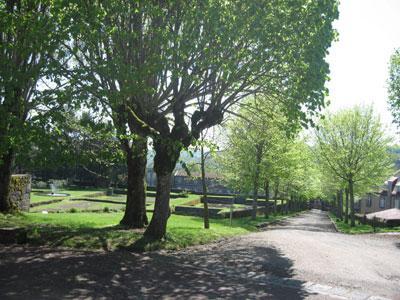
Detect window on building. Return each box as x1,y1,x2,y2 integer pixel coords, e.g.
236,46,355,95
379,197,385,209
367,194,372,207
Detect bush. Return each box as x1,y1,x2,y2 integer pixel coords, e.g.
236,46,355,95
69,208,78,213
103,206,110,213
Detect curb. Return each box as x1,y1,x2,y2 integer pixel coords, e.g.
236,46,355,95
327,213,340,233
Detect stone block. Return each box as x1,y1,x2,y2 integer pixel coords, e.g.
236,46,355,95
8,174,31,212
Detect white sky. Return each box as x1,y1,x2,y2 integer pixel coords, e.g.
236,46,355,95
325,0,400,134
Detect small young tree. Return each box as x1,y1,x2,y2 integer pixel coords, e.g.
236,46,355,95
315,107,393,226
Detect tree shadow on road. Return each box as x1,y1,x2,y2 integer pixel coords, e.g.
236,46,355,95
0,243,315,299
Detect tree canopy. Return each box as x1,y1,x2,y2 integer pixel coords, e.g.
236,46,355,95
388,49,400,126
315,106,393,226
0,0,76,212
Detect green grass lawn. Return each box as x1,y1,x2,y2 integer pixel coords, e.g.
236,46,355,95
31,188,105,203
329,213,400,234
0,210,296,251
30,189,199,213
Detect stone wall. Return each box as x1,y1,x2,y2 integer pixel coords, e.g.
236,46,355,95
174,206,224,218
8,174,31,211
174,204,283,219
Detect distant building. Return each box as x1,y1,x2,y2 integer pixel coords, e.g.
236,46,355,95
359,174,400,214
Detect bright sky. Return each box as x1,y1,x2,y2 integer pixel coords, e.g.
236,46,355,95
326,0,400,134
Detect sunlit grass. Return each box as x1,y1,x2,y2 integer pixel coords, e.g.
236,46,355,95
0,210,295,251
329,213,400,234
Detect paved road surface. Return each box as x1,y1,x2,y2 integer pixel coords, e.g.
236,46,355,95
1,210,399,299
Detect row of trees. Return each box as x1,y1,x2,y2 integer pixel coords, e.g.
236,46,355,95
315,107,392,226
0,0,339,239
219,103,393,227
218,97,324,219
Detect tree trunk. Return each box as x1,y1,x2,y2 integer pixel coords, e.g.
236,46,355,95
335,192,339,218
285,199,289,214
345,187,349,224
264,179,269,218
144,138,181,240
119,138,148,228
0,149,15,213
273,182,279,215
349,180,355,227
251,144,262,220
144,172,172,239
200,143,209,229
338,190,343,221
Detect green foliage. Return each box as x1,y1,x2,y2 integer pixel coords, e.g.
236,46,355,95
315,106,393,193
67,0,339,151
0,0,77,159
219,97,286,193
17,111,124,184
388,49,400,126
218,97,322,201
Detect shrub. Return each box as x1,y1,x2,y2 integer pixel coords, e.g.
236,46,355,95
103,206,110,213
69,208,78,213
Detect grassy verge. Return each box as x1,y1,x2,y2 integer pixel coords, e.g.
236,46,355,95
0,211,294,252
30,191,199,213
328,213,400,234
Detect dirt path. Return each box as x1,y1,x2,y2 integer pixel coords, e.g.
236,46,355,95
1,210,399,299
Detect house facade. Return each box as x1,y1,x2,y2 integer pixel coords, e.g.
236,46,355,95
359,175,400,214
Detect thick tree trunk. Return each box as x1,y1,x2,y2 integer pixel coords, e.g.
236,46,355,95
0,149,15,213
144,172,172,239
345,188,349,224
144,138,181,240
119,138,148,228
349,180,355,227
264,179,269,218
200,144,209,229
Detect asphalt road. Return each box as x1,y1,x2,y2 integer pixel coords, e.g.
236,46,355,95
1,210,399,299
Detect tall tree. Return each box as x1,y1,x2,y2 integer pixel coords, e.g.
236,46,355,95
65,1,160,227
140,0,338,239
315,106,392,226
70,0,338,239
218,97,292,219
0,0,73,212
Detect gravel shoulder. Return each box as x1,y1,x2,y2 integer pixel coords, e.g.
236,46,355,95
1,210,399,299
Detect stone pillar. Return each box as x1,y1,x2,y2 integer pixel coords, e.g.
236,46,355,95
8,174,31,211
